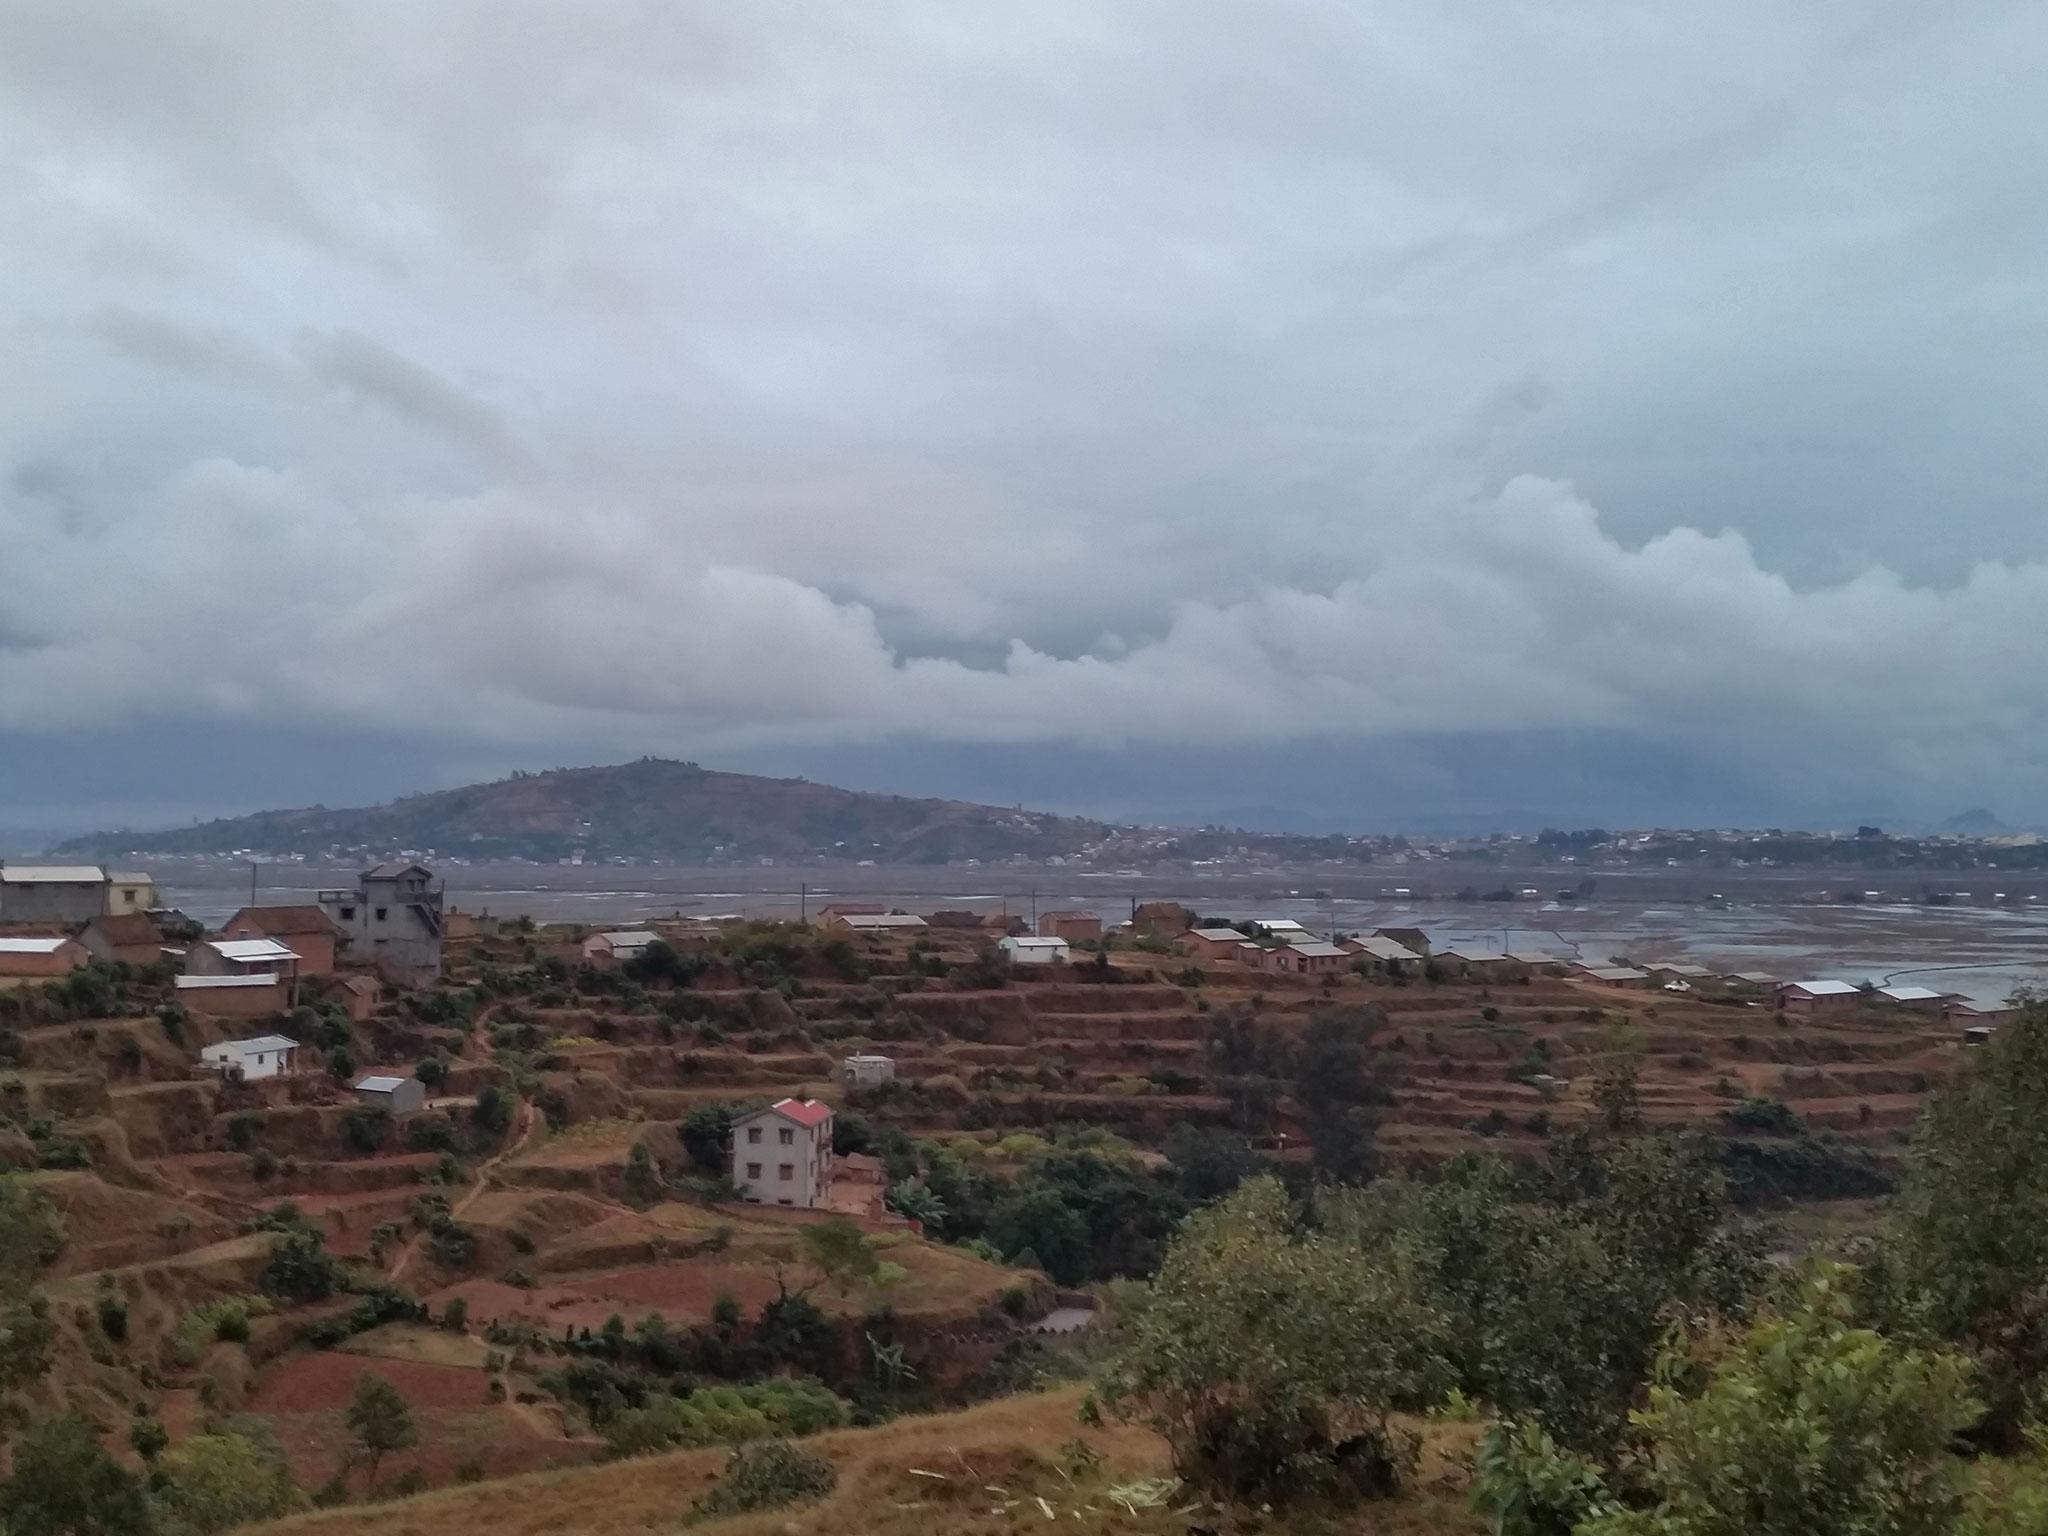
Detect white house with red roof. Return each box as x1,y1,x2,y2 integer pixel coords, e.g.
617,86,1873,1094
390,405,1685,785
731,1097,836,1208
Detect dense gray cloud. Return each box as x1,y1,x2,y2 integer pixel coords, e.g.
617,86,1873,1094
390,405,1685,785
4,1,2048,825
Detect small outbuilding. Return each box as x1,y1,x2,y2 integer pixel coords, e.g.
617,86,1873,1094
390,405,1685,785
1263,940,1350,976
0,935,90,978
190,938,302,979
353,1074,427,1117
1180,926,1253,961
1777,980,1863,1017
199,1034,302,1081
1577,964,1653,989
1000,935,1070,965
840,1053,896,1087
1036,910,1103,943
581,929,659,966
79,913,169,968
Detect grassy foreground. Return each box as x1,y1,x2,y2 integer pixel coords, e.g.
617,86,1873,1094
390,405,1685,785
245,1386,1484,1536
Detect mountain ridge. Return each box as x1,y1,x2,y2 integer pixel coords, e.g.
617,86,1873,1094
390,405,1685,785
50,758,1132,865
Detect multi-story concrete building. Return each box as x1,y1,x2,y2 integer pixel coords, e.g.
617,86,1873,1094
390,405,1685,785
317,863,444,981
730,1098,835,1208
0,865,110,924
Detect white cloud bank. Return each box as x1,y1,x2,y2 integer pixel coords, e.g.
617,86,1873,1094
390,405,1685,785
5,2,2048,816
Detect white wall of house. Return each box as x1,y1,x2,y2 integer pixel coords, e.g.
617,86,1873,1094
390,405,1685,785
199,1041,297,1080
731,1107,833,1207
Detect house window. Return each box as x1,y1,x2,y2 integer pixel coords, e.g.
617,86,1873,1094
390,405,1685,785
778,1128,794,1145
374,907,388,922
745,1163,761,1180
778,1163,794,1181
339,906,355,921
747,1127,762,1144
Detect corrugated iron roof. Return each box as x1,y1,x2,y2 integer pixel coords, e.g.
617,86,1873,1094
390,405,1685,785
208,938,301,963
354,1075,408,1093
0,937,72,954
175,973,280,989
0,865,105,883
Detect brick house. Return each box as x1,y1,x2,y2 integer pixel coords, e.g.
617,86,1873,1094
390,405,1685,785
1261,940,1350,977
1179,926,1252,961
174,973,289,1017
221,907,342,976
1036,910,1103,943
731,1098,835,1208
0,936,89,978
1777,980,1863,1016
78,913,168,968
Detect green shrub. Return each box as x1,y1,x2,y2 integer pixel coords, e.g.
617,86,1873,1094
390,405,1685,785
686,1440,836,1524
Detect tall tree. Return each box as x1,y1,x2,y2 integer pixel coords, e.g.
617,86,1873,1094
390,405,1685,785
344,1375,417,1492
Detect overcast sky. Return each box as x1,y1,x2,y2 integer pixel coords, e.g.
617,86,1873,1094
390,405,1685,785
5,2,2048,836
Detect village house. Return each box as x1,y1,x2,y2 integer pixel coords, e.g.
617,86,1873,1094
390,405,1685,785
173,972,288,1017
0,936,89,979
1000,935,1070,965
1433,947,1523,979
1645,962,1713,986
1179,926,1253,961
221,906,342,975
580,929,659,967
106,873,156,915
1874,984,1955,1015
1946,998,2020,1029
317,863,445,982
1342,934,1422,971
840,1053,896,1087
814,904,884,925
189,938,302,990
325,973,382,1022
1262,940,1350,977
1577,964,1653,989
1251,918,1314,941
831,912,928,935
925,909,986,930
731,1098,835,1208
0,865,110,924
1130,901,1195,937
1036,910,1103,943
199,1034,301,1081
1720,971,1779,997
1373,926,1432,956
1777,979,1863,1017
78,913,168,968
353,1073,427,1117
1505,950,1571,974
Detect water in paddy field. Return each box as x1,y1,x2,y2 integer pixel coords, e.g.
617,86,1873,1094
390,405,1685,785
139,857,2048,1007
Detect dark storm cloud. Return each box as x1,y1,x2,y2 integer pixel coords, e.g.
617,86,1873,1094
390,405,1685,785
2,1,2047,823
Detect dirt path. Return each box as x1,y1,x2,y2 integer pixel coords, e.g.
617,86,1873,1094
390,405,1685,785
387,1095,538,1286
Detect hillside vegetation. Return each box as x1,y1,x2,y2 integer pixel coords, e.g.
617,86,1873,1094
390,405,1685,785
54,759,1115,863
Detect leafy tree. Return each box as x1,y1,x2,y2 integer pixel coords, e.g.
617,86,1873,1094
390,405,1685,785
797,1219,879,1297
1580,1266,1977,1536
414,1056,448,1091
341,1107,389,1155
126,1419,167,1466
1099,1177,1451,1501
986,1183,1090,1284
884,1179,946,1230
152,1430,303,1536
0,1415,152,1536
344,1374,416,1492
1590,1024,1646,1137
471,1085,514,1138
680,1105,736,1177
686,1440,835,1525
622,1142,665,1206
1294,1007,1396,1184
0,1179,62,1410
1874,1004,2048,1446
1164,1125,1266,1205
260,1229,342,1304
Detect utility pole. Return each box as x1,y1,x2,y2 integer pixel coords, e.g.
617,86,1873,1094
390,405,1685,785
799,882,807,925
1030,888,1038,926
249,861,258,908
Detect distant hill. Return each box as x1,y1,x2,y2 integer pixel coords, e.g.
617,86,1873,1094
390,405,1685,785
51,758,1125,864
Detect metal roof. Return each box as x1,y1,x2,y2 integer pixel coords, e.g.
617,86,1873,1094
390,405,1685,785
0,937,72,954
212,1035,299,1054
1256,918,1311,931
1189,927,1248,941
1650,963,1712,977
0,865,104,883
354,1075,409,1093
1349,936,1421,961
734,1097,833,1130
208,938,301,963
1878,985,1948,1002
1783,979,1861,996
598,930,658,947
174,973,280,989
1584,966,1649,981
1003,936,1068,947
1437,947,1510,962
840,913,928,928
1284,941,1348,957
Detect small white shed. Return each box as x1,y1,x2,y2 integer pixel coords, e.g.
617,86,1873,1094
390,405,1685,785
841,1053,896,1087
199,1034,301,1081
999,936,1069,965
